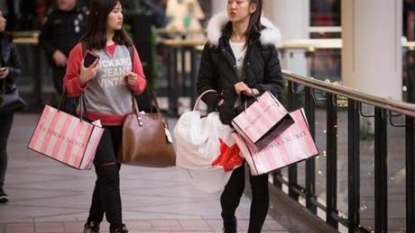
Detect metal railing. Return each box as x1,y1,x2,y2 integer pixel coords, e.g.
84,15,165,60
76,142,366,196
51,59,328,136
278,70,415,233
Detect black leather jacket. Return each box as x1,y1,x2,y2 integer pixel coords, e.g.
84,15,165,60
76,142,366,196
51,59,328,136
0,34,22,93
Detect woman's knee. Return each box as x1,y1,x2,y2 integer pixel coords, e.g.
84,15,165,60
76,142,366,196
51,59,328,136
96,163,119,183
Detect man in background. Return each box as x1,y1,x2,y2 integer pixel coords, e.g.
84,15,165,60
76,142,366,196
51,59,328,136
38,0,87,112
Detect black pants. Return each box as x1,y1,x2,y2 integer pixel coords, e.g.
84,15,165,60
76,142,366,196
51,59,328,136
220,164,269,233
52,66,65,95
51,66,75,114
0,113,13,189
87,125,124,232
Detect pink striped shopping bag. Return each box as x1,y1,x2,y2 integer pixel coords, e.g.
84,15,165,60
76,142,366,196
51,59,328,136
231,91,294,150
28,105,104,170
232,108,319,176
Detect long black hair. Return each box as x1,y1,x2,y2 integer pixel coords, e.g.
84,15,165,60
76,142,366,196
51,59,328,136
80,0,133,49
245,0,264,43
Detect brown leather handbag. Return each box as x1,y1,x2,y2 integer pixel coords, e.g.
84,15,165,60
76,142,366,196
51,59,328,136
118,89,176,167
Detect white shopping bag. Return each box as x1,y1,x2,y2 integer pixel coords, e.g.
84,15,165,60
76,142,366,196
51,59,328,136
174,91,244,193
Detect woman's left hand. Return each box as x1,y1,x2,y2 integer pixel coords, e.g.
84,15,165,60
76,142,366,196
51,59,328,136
125,72,138,85
234,82,259,96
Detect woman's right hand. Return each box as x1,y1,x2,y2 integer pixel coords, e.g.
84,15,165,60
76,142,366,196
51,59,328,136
0,67,9,79
53,50,67,67
79,59,99,85
234,81,259,96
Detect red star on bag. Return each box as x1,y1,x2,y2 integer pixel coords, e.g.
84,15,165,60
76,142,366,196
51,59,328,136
212,139,244,172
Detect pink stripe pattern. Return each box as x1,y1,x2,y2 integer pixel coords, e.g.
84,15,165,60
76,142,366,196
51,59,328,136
232,92,293,148
28,105,104,170
232,108,319,175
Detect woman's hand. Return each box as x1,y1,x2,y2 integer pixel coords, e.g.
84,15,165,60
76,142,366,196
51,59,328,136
79,59,99,85
234,82,259,96
0,67,9,79
53,50,67,67
125,72,138,85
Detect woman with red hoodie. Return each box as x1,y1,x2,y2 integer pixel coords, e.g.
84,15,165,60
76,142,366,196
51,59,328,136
63,0,147,232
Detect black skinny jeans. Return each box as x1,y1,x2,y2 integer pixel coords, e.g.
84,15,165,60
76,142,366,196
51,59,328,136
220,164,269,233
87,125,123,232
0,113,13,189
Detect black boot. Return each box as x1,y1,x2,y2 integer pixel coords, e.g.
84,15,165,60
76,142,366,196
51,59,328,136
83,221,100,233
0,187,9,203
110,223,128,233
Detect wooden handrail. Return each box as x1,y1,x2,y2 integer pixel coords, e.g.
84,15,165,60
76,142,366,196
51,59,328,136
13,37,38,45
159,38,415,52
9,29,415,52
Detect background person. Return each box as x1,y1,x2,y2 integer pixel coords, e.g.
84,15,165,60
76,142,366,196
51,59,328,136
196,0,284,232
38,0,87,112
0,10,22,204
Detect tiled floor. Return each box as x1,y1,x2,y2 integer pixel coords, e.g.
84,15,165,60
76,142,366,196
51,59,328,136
0,114,289,233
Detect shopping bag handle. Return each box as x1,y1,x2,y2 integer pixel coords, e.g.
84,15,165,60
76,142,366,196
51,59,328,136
240,90,280,112
57,89,88,121
192,89,217,111
237,89,257,112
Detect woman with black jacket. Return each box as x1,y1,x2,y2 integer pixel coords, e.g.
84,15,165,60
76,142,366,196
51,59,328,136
0,10,22,204
196,0,284,232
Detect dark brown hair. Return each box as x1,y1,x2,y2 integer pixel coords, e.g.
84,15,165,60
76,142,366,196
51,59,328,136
80,0,133,49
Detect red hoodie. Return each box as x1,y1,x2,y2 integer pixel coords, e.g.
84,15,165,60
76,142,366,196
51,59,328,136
63,43,147,125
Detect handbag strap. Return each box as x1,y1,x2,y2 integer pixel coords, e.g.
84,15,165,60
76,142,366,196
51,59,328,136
146,87,162,114
192,90,217,111
0,80,16,94
0,80,4,94
57,90,68,111
79,94,88,120
130,87,162,114
130,88,167,127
